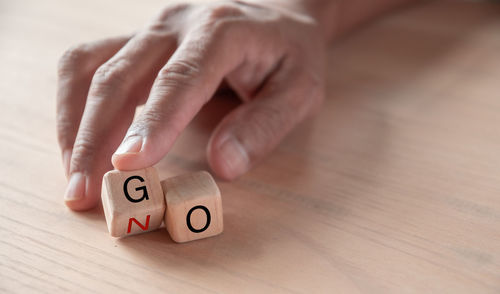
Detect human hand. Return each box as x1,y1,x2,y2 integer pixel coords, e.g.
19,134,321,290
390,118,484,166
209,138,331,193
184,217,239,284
57,0,326,210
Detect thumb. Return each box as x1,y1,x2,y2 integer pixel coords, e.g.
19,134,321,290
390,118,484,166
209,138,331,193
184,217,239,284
207,65,324,180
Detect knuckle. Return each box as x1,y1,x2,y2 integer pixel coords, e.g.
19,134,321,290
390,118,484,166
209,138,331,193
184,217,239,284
156,60,199,88
56,109,73,132
57,44,90,76
199,2,245,35
134,111,166,132
56,119,75,148
208,2,245,20
71,137,97,170
91,59,129,93
145,22,177,38
128,109,175,138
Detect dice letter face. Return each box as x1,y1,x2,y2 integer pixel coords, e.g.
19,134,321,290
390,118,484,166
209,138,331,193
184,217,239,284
161,171,223,243
101,167,165,237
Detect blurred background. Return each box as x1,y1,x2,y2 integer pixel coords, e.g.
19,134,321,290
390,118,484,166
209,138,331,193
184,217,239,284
1,0,500,293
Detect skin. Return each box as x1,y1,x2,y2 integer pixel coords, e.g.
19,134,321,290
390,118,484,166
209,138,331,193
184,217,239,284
57,0,418,211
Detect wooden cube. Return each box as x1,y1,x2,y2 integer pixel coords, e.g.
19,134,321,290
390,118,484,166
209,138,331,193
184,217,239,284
101,167,165,237
161,171,223,243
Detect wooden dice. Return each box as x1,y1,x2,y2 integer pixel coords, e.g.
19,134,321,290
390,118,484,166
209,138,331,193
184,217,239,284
161,171,223,243
101,168,223,242
101,167,165,237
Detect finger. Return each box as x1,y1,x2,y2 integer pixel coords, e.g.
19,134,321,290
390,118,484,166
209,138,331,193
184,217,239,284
111,22,249,170
64,31,177,211
57,36,130,178
207,64,324,180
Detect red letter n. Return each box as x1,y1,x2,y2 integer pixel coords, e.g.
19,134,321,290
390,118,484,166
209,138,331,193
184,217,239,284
127,215,151,234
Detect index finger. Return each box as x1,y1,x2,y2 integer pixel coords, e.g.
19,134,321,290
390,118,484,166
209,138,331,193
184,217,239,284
111,23,248,170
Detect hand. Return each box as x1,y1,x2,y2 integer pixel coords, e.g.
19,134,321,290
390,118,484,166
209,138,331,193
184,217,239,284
57,0,326,210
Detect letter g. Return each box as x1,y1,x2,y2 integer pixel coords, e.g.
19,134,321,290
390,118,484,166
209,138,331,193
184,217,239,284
123,175,149,203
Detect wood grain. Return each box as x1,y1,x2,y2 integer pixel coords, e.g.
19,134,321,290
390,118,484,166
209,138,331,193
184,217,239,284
0,0,499,293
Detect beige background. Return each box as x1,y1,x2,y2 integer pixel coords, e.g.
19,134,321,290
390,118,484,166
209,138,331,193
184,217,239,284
0,0,499,293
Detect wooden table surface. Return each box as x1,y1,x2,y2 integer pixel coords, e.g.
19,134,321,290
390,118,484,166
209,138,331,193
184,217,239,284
1,0,499,293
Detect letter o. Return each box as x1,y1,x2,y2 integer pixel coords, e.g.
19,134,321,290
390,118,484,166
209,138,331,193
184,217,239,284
186,205,211,233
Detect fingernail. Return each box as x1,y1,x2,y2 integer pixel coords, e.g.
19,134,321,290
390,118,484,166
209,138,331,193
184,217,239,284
64,172,86,202
62,149,72,179
219,135,249,176
114,136,143,155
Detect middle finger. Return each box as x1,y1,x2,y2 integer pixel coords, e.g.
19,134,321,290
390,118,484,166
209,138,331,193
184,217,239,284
65,28,178,210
